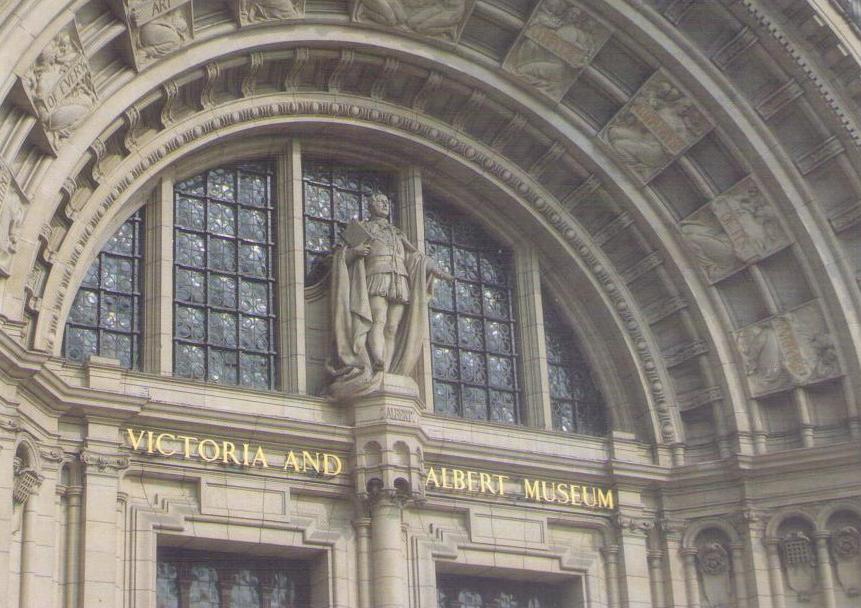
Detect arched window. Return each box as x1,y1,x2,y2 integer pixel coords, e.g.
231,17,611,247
424,202,520,423
172,163,277,389
63,210,143,368
543,299,607,436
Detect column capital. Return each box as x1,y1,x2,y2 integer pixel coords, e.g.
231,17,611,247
80,449,130,474
615,513,654,537
680,547,699,558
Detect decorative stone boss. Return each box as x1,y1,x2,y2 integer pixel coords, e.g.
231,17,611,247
327,193,451,399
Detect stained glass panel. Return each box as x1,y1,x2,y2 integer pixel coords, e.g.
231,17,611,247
301,160,396,283
174,162,277,389
437,574,563,608
425,202,520,422
63,210,143,369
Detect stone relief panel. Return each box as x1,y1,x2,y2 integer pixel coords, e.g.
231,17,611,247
109,0,194,70
352,0,475,41
18,24,98,152
695,529,735,608
735,301,839,396
503,0,611,101
778,518,820,605
0,160,28,278
826,512,861,599
233,0,305,24
680,178,790,283
600,72,711,182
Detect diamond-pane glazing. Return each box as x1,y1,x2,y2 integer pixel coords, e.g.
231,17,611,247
63,211,143,369
174,163,277,389
301,160,396,284
425,201,520,422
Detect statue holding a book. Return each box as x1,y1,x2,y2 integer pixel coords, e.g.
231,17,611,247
327,193,452,399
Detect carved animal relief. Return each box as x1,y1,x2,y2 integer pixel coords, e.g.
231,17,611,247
234,0,305,24
504,0,610,101
111,0,194,70
600,72,710,182
19,25,98,152
0,161,27,278
735,301,839,395
352,0,475,41
681,179,790,282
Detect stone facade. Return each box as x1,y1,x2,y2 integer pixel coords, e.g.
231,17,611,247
0,0,860,606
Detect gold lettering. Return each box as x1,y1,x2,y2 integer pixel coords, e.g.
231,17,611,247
301,451,320,473
452,468,466,490
178,435,196,459
323,453,342,476
495,474,509,496
466,470,477,492
155,433,176,456
523,478,540,501
222,441,240,465
283,450,300,471
598,488,614,510
126,428,146,451
198,439,220,462
569,484,582,506
479,472,495,494
425,467,440,488
441,468,452,489
243,443,251,466
582,486,597,507
556,483,570,504
252,446,269,468
540,480,556,503
146,430,155,454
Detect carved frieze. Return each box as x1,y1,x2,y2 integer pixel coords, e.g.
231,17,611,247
0,160,29,278
503,0,610,101
735,301,839,396
110,0,194,70
680,178,789,283
352,0,475,42
18,24,98,153
234,0,305,25
600,72,710,182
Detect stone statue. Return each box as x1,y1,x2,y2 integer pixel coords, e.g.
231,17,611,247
327,193,451,398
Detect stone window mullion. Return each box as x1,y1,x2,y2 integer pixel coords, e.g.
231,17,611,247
513,246,552,429
143,173,174,374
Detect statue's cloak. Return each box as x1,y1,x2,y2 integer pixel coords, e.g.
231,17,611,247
326,247,433,399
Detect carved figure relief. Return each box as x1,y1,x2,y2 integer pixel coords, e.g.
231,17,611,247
118,0,194,69
736,301,838,395
681,179,790,282
20,25,98,151
353,0,474,41
503,0,610,101
696,535,733,608
831,524,861,597
0,161,27,277
235,0,304,24
600,72,710,182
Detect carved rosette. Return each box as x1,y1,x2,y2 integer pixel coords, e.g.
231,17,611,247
503,0,611,101
599,72,711,183
0,159,29,277
697,542,730,576
109,0,194,70
352,0,475,42
18,23,98,152
833,525,861,560
233,0,305,24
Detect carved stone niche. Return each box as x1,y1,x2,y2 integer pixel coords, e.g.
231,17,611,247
778,519,820,604
233,0,306,25
735,300,840,396
352,0,476,42
355,439,425,506
12,22,98,153
107,0,194,71
827,512,861,598
503,0,611,101
599,71,711,183
694,529,734,608
0,159,29,278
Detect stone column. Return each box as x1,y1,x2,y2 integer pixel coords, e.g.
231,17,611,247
143,173,175,375
354,518,372,608
647,550,665,608
603,544,621,608
681,548,701,608
764,539,786,608
79,434,129,607
19,447,61,608
615,515,653,608
729,543,748,608
65,485,83,608
0,420,18,601
814,532,837,608
370,493,406,608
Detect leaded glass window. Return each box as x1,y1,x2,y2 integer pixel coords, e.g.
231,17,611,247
173,163,277,389
425,203,520,423
437,574,563,608
63,210,143,368
156,548,309,608
544,299,607,436
302,160,396,283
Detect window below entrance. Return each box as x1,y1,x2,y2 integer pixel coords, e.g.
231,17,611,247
437,573,577,608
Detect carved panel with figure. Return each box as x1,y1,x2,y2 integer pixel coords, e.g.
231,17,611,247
233,0,305,24
0,160,28,278
108,0,194,70
503,0,611,101
352,0,475,41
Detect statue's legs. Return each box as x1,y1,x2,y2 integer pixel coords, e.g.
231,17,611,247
368,296,390,371
383,303,405,371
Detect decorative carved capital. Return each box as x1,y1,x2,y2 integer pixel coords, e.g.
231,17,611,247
658,517,687,541
615,513,654,537
80,449,130,473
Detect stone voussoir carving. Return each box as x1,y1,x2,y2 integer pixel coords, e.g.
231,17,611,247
503,0,611,101
109,0,194,70
735,300,839,396
600,71,711,183
352,0,475,42
233,0,305,24
18,23,98,153
680,177,790,283
0,159,29,278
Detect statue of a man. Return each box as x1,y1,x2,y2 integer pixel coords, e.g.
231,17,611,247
327,193,450,398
